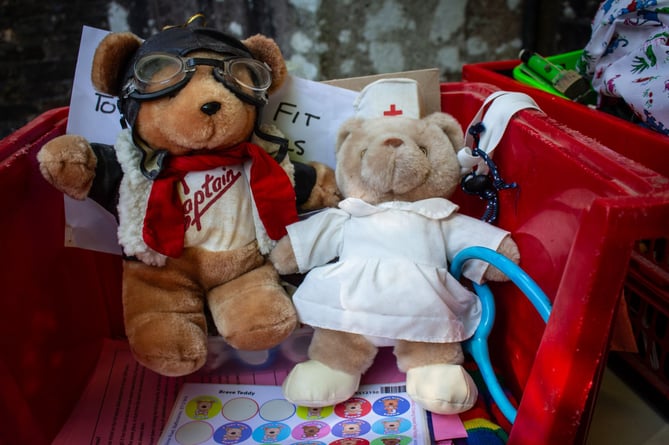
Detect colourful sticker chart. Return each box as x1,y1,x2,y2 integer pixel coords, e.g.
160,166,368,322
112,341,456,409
157,383,431,445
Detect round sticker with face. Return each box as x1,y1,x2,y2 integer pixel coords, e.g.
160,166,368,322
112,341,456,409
331,419,371,438
186,396,222,420
251,422,291,443
371,417,411,436
372,396,410,417
291,420,330,440
296,405,334,420
334,397,372,418
213,422,252,444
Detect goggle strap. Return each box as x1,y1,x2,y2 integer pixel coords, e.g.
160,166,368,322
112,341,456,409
132,131,168,180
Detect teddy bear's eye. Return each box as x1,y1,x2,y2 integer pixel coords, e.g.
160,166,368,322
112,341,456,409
419,146,428,156
359,149,367,159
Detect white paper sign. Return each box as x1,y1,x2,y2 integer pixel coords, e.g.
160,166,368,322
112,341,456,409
67,26,123,144
65,26,123,255
261,76,357,168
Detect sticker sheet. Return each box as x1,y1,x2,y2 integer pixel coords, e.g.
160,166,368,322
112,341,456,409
158,382,431,445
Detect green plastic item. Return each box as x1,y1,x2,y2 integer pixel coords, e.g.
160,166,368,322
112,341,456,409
512,50,585,100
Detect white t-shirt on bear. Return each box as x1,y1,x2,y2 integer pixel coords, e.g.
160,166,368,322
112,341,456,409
180,165,255,252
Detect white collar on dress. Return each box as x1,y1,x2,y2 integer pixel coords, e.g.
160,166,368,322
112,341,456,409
338,197,459,219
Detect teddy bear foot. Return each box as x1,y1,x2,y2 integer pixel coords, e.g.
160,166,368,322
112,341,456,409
406,364,478,414
282,360,360,407
210,264,297,352
216,286,297,351
128,317,209,377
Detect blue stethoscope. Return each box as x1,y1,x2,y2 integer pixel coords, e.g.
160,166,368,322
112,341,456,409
450,246,552,424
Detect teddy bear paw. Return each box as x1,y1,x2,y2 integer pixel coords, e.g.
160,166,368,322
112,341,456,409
282,360,360,407
128,315,209,377
36,134,97,200
406,364,478,414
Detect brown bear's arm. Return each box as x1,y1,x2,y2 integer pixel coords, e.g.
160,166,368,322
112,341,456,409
298,161,342,212
37,135,123,217
269,235,299,275
37,134,97,200
482,235,520,282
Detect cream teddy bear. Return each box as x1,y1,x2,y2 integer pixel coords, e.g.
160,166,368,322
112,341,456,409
270,79,519,414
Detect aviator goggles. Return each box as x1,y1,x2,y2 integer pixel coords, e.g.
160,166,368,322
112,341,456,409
122,52,273,106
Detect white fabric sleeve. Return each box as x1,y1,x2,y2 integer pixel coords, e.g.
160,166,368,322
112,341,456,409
443,212,511,284
286,208,350,273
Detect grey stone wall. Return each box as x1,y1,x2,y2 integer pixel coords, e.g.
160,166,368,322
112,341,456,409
0,0,598,139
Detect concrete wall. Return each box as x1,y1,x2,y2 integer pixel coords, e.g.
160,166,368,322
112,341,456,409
0,0,599,138
98,0,527,80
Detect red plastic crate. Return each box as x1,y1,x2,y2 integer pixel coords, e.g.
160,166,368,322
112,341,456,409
441,82,669,444
462,59,669,179
2,84,669,445
463,60,669,416
0,107,124,444
619,242,669,397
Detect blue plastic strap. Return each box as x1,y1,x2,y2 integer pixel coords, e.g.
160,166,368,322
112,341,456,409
450,246,552,424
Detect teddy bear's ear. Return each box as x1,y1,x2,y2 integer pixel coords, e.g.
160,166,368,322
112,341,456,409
242,34,288,94
91,32,143,95
335,118,364,153
423,112,465,152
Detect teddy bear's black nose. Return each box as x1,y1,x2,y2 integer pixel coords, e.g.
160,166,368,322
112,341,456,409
200,101,222,116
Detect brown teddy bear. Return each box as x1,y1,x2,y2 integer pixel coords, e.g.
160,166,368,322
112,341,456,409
36,16,339,377
269,79,520,414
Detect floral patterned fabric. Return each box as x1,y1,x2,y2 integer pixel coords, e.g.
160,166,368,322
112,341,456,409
577,0,669,135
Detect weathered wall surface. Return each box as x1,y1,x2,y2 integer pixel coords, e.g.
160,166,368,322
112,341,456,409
100,0,526,81
0,0,598,138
